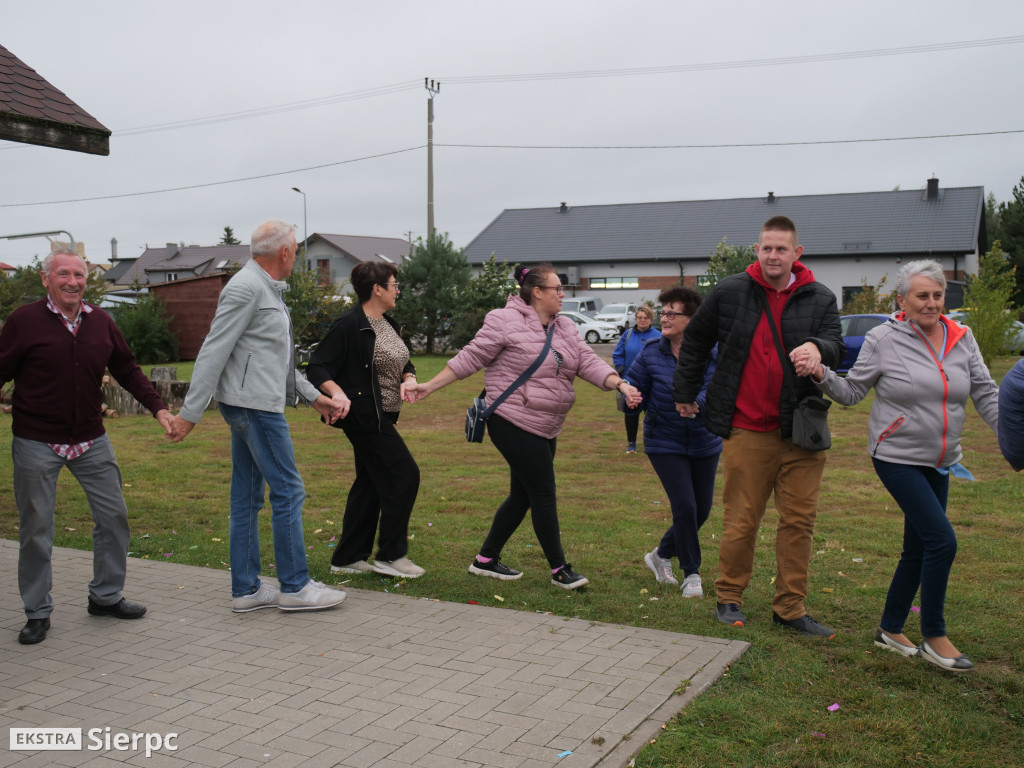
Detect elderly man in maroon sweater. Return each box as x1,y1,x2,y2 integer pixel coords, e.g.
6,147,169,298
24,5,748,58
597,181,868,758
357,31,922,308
0,249,173,645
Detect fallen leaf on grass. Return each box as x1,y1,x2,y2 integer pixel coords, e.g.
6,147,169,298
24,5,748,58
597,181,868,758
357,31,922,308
494,595,504,602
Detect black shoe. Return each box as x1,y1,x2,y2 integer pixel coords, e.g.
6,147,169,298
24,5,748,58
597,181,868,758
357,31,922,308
551,564,589,590
18,617,50,645
468,557,522,580
88,597,147,619
716,603,747,627
772,612,835,638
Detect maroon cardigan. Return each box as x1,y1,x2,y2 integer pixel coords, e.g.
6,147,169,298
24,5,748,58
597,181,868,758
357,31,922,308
0,300,166,443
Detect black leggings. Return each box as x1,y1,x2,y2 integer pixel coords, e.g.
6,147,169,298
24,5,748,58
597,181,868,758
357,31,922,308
624,410,640,443
480,414,565,569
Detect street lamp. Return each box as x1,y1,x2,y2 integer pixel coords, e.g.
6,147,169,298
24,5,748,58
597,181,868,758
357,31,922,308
291,187,307,268
2,229,78,251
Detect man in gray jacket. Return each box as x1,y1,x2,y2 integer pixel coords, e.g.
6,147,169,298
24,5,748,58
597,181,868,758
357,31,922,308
170,219,347,613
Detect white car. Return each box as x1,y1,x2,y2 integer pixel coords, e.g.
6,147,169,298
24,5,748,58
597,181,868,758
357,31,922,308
559,311,620,343
594,303,639,333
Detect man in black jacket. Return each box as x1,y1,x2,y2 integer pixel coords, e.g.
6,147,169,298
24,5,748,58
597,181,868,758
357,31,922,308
673,216,843,637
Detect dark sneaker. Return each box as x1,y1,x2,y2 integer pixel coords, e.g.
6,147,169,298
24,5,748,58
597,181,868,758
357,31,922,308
551,564,589,590
626,442,637,454
468,557,522,580
716,603,747,627
773,612,835,638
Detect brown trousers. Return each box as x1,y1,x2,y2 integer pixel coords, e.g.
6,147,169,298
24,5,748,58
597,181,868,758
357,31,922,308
714,428,827,620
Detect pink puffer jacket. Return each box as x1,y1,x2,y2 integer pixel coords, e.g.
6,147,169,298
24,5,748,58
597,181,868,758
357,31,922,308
448,294,615,439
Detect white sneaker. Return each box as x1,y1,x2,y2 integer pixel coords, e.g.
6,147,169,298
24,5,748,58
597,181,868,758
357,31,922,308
330,560,374,574
372,557,426,579
231,581,279,613
278,580,346,611
680,573,704,598
644,549,678,585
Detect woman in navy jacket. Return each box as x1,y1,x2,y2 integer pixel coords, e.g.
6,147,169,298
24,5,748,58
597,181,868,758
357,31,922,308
612,305,661,453
627,286,722,597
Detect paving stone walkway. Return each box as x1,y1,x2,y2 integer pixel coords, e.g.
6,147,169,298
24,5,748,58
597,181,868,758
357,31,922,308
0,541,747,768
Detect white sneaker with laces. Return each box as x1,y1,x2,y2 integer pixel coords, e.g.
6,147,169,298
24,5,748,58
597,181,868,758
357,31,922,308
330,560,374,574
278,580,346,611
644,549,679,585
231,580,280,613
372,557,426,579
680,573,704,598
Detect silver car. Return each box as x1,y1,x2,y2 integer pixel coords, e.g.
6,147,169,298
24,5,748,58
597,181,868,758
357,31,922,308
559,311,620,343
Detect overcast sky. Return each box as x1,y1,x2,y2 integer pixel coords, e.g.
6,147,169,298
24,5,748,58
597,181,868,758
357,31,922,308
2,1,1023,268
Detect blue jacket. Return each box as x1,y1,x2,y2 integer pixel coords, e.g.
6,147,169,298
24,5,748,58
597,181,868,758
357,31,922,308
997,359,1024,470
627,336,722,457
612,326,661,374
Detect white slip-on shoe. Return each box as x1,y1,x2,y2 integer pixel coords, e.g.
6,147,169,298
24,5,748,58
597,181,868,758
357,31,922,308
330,560,373,574
231,581,280,613
278,580,346,611
372,557,426,579
873,628,919,657
919,640,973,672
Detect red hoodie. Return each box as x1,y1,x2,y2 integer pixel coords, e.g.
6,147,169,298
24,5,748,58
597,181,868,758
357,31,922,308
731,260,817,432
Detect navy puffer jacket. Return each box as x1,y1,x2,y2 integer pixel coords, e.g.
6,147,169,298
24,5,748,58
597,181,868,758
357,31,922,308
627,336,722,457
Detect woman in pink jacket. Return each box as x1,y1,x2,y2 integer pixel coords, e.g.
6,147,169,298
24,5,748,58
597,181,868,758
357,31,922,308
407,264,641,589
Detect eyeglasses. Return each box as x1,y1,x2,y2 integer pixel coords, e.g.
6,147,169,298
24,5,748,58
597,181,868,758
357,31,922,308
538,285,566,295
378,282,400,291
657,310,692,319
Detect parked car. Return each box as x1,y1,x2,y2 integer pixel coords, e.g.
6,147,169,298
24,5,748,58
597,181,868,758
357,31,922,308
593,303,638,333
838,314,889,374
561,296,602,316
558,311,620,343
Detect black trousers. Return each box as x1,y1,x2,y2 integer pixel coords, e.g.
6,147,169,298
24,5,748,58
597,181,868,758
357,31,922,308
332,412,420,565
481,414,565,569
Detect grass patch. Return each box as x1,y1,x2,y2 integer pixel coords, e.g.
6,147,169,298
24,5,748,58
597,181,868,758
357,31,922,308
1,353,1021,767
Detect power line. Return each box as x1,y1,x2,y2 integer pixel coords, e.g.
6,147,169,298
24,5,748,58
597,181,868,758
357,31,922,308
436,128,1024,150
0,146,424,208
442,35,1024,84
3,127,1020,209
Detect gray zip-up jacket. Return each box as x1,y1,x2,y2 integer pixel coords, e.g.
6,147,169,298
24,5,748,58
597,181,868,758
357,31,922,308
816,313,998,467
180,259,319,422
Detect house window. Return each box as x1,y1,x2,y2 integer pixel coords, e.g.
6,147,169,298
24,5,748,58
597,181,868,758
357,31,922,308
316,259,331,287
166,272,178,281
588,277,639,289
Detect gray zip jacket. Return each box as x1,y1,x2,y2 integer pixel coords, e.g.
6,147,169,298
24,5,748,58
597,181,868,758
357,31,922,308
816,313,998,467
180,260,319,422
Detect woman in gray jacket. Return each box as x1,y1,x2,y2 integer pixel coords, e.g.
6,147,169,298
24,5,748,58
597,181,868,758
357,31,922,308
808,260,998,671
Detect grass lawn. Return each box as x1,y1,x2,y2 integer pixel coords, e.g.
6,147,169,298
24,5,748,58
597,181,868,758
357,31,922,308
1,352,1021,767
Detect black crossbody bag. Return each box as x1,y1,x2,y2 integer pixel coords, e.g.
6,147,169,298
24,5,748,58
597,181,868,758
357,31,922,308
465,322,555,443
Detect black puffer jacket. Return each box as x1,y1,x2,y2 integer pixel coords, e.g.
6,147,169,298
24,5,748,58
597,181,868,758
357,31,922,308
673,270,843,439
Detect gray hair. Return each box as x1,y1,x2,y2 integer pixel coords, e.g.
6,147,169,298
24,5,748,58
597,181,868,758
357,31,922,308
250,219,295,258
41,248,83,276
896,259,947,297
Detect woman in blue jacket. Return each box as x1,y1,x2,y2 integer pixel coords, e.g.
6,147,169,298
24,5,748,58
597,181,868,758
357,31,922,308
612,305,660,453
628,287,722,597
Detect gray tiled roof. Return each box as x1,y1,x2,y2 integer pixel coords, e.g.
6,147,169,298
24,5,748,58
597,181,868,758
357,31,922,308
310,234,412,263
146,244,250,273
463,185,985,265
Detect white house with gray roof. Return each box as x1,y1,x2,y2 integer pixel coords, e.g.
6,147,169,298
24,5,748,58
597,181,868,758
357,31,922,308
302,233,412,288
463,179,986,309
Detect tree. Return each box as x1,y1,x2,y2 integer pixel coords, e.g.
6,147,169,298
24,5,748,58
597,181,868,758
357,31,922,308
699,237,756,295
990,177,1024,306
218,226,241,245
449,255,517,348
962,240,1017,367
110,285,178,364
842,274,894,315
284,263,348,346
392,232,471,353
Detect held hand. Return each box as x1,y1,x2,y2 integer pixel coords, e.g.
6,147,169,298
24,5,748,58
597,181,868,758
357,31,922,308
789,342,822,378
168,415,196,443
155,409,174,437
313,394,344,425
676,401,699,419
402,380,430,404
622,385,643,409
329,390,351,419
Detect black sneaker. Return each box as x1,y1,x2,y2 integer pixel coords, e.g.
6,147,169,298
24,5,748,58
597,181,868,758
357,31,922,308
773,612,835,638
716,602,747,627
551,564,589,590
468,557,522,581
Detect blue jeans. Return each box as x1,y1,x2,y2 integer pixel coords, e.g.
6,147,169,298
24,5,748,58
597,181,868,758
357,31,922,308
872,459,955,638
220,404,310,597
649,452,720,577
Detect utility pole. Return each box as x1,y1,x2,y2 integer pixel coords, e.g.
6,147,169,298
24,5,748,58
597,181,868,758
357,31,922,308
425,77,440,240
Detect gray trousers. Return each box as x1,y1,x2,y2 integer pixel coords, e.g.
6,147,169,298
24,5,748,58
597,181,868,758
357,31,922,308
13,434,130,618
